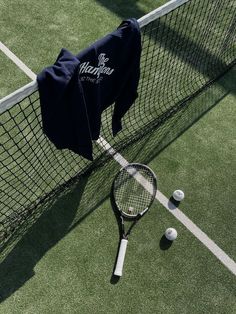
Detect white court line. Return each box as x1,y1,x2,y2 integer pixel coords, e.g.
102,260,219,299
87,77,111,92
97,136,236,276
0,41,36,80
3,40,236,277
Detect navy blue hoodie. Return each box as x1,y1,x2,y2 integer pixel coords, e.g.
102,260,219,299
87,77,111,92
37,18,141,160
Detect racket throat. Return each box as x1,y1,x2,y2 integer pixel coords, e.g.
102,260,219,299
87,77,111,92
140,207,149,216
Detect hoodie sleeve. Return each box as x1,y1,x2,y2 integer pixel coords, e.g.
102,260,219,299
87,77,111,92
37,48,93,161
112,18,141,136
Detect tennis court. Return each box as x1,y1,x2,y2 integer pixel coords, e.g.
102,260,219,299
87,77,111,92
0,0,236,313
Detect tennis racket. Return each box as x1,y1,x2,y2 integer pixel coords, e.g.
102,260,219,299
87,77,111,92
112,163,157,277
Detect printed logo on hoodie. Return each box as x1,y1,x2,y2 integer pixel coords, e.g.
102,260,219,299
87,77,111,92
79,53,114,83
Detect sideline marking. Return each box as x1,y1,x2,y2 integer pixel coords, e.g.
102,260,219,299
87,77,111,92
0,41,36,80
97,136,236,276
3,42,236,277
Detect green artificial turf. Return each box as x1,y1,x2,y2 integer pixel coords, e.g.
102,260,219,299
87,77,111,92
0,170,235,313
0,69,235,313
0,53,30,98
120,67,236,262
0,0,163,97
150,69,236,262
0,0,235,313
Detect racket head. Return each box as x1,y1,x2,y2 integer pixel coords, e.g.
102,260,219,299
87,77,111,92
112,163,157,218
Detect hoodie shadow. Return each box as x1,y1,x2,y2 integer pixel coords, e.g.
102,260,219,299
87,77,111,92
0,152,124,301
0,176,88,303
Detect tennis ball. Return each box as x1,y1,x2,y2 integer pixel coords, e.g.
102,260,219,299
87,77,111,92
172,190,185,201
165,228,178,241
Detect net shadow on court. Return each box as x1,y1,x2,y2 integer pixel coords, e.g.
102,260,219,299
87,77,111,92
99,67,235,166
0,66,234,302
0,1,235,293
0,156,120,302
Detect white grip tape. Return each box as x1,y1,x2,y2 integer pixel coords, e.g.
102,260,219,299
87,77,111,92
114,239,128,277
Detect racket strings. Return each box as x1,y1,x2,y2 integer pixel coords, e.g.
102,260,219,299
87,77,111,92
113,164,156,217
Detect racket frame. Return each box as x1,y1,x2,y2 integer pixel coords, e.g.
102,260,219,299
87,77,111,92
112,163,157,276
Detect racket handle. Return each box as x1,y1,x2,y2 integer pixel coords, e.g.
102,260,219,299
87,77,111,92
114,239,128,277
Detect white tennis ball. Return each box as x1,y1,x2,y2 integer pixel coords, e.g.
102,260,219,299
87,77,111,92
165,228,178,241
172,190,185,201
128,207,134,213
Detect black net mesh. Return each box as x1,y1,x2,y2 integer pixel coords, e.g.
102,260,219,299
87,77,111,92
0,0,235,249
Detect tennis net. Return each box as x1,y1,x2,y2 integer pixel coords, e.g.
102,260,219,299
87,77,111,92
0,0,235,248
